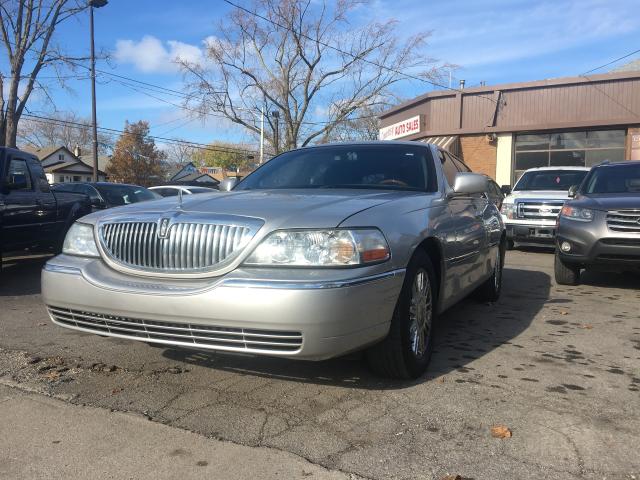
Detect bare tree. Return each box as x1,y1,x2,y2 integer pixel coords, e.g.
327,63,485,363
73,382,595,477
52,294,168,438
179,0,446,153
17,110,111,154
0,0,87,147
163,141,198,166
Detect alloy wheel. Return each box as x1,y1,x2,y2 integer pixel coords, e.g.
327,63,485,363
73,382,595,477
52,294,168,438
408,268,433,358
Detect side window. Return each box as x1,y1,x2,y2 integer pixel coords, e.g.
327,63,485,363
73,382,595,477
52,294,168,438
27,158,51,192
86,186,101,202
161,188,179,197
449,153,472,173
7,158,33,191
438,150,458,187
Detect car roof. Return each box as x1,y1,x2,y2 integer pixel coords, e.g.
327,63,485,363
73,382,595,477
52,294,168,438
521,166,591,172
593,160,640,168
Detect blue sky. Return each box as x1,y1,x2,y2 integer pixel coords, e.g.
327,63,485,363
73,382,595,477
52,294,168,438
13,0,640,152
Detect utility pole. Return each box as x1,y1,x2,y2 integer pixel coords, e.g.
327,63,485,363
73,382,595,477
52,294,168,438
89,0,108,181
260,106,264,164
271,110,280,155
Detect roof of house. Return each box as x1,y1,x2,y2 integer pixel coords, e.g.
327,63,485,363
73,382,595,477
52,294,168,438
21,145,65,160
170,172,220,185
78,154,110,173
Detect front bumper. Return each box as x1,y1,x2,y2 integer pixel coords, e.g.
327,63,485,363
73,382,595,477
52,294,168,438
41,256,404,360
556,215,640,268
504,221,557,245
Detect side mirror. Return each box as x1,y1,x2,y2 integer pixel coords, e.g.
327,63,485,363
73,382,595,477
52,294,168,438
449,173,489,197
219,177,238,192
568,185,578,198
91,197,106,209
500,184,511,195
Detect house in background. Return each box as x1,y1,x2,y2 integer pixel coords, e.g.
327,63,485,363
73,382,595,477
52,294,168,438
23,145,108,183
166,162,220,187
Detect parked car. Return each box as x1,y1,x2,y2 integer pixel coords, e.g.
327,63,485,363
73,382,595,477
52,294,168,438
555,161,640,285
0,147,91,267
149,185,218,197
42,142,505,379
52,182,161,211
500,167,590,249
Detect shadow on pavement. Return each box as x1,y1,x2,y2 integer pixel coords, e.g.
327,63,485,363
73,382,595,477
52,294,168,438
162,267,550,389
0,255,50,296
579,269,640,290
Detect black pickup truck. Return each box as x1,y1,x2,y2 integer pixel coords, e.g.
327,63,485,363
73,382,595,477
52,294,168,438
0,147,91,266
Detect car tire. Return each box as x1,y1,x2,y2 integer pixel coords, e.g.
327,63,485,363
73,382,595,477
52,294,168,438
554,251,580,285
474,243,504,303
366,249,436,380
506,239,515,250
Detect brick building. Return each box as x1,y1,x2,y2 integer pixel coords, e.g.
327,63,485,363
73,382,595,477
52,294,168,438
378,71,640,186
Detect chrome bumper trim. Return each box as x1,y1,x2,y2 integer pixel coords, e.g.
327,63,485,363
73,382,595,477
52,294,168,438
221,268,406,290
43,262,405,291
43,264,82,275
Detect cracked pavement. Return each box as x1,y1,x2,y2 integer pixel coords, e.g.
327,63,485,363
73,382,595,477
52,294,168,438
0,250,639,479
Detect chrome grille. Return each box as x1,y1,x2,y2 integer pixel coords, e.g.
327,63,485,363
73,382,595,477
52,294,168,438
48,306,303,353
606,210,640,233
100,221,252,272
516,200,564,220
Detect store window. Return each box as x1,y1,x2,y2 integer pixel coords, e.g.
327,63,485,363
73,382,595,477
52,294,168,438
513,129,625,182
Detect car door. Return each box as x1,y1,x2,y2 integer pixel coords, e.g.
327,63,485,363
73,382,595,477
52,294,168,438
444,152,487,291
27,156,58,237
1,155,38,249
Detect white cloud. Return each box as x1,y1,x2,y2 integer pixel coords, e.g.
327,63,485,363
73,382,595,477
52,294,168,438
114,35,206,73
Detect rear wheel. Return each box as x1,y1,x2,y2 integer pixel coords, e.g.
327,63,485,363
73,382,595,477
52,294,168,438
474,243,504,302
366,250,436,379
506,239,515,250
554,251,580,285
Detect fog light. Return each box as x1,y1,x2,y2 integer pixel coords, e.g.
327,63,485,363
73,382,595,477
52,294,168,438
561,241,571,252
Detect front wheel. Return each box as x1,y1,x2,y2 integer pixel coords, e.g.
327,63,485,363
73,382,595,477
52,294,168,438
554,251,580,285
366,250,436,379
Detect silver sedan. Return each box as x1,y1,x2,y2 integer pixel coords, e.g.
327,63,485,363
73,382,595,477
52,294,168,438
42,142,505,379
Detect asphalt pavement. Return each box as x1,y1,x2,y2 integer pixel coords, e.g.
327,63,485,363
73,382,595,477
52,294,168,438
0,250,639,480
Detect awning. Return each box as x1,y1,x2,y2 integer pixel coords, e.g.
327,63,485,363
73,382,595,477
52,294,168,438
419,136,460,157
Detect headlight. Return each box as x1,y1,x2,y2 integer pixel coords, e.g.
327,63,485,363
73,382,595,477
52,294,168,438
62,222,100,257
560,205,594,222
244,229,390,267
501,203,516,219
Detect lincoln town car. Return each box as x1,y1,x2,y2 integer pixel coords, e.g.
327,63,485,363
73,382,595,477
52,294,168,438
42,142,505,379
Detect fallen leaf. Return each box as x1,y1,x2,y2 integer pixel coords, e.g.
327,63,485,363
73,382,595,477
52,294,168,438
437,376,446,383
490,425,512,438
579,324,593,330
44,370,60,381
441,475,462,480
559,311,569,315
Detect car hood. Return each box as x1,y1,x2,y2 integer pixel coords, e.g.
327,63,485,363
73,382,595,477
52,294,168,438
570,193,640,211
83,189,410,229
505,190,572,203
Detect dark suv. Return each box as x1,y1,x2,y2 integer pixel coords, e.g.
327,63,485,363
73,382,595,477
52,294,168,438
555,161,640,285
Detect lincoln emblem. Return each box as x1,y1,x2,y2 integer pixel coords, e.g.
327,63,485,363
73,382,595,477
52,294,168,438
158,218,170,238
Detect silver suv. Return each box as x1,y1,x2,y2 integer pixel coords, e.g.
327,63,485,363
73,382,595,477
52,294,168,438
42,142,505,379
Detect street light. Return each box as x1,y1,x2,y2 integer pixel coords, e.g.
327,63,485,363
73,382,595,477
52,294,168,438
89,0,108,181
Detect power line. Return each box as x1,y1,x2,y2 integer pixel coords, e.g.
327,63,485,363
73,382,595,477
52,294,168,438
581,48,640,75
221,0,498,105
21,113,258,156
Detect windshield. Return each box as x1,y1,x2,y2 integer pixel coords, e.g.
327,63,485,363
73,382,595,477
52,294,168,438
513,170,588,191
96,185,161,205
236,145,435,192
582,164,640,194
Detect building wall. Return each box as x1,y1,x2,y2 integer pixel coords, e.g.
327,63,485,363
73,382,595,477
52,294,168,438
459,134,497,178
628,127,640,160
495,134,513,186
